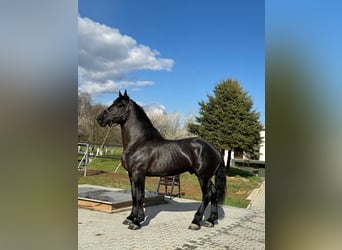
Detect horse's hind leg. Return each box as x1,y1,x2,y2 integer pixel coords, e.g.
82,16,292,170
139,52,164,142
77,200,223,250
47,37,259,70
189,177,211,230
203,181,218,227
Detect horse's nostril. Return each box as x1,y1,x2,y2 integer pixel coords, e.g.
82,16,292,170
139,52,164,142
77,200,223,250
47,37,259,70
96,116,103,125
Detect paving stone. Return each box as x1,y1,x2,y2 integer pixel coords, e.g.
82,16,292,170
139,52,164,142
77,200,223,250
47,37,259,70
79,182,265,250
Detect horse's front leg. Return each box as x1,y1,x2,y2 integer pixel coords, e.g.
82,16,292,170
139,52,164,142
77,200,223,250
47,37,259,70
123,173,135,225
127,172,146,230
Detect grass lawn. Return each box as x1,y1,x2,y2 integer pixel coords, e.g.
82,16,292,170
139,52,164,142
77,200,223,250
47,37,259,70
78,157,263,208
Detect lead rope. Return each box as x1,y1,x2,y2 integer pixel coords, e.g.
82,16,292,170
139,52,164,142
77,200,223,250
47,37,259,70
99,126,112,151
95,124,118,158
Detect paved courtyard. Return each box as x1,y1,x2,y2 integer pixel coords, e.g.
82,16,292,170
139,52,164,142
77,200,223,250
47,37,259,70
78,181,265,250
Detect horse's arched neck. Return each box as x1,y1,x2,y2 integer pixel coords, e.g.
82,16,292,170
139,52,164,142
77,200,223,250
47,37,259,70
120,101,163,149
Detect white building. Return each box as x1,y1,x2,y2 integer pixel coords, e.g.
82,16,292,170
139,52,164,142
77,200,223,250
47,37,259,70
224,129,265,164
258,129,265,161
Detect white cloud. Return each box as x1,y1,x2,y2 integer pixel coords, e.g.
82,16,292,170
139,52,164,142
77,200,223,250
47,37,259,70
79,79,154,95
143,103,167,116
78,15,174,95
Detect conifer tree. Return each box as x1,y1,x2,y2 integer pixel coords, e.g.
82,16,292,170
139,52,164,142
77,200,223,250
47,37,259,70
188,79,263,168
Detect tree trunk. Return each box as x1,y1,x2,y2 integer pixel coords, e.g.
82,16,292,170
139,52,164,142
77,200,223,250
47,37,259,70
227,149,232,172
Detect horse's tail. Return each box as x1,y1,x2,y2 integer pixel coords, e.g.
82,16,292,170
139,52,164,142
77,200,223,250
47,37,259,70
215,157,227,204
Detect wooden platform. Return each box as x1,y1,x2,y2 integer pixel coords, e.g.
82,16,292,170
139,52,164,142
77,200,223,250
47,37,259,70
78,185,166,213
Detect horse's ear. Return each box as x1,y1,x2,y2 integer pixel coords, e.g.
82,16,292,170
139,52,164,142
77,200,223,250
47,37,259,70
123,90,129,100
119,90,123,98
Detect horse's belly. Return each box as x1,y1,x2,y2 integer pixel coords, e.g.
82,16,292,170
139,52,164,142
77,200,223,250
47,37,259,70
146,158,192,176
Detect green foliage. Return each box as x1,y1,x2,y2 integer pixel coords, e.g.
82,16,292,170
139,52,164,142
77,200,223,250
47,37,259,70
188,79,263,158
228,167,255,177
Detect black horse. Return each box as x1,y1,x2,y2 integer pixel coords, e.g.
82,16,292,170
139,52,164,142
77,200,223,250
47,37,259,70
97,91,226,230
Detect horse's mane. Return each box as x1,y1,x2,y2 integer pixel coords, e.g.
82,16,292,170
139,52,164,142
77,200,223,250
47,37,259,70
131,100,164,140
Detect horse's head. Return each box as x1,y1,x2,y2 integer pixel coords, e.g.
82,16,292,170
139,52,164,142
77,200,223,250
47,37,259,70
97,90,131,127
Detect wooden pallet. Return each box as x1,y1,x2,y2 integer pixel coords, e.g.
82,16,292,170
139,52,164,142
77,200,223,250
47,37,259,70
78,187,166,213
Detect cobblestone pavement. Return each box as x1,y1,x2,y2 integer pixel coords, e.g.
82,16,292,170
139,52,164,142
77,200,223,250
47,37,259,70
246,180,265,211
78,181,265,250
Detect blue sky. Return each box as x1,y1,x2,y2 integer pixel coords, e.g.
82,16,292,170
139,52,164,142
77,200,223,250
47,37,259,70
79,0,265,125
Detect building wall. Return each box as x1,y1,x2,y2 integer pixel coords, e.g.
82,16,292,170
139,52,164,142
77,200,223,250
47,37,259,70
223,129,266,165
259,129,265,161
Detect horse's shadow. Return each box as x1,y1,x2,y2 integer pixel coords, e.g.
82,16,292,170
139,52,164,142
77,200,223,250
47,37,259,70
141,199,226,227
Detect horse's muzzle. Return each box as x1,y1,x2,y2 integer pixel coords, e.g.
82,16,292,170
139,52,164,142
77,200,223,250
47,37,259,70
96,114,107,127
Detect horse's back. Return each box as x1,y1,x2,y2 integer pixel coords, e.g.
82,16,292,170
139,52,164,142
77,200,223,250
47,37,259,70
177,137,221,159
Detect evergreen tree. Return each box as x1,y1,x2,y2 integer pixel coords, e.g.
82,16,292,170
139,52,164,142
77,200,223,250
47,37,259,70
188,79,263,168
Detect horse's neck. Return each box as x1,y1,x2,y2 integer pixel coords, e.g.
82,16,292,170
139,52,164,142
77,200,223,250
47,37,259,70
121,120,142,149
121,106,162,149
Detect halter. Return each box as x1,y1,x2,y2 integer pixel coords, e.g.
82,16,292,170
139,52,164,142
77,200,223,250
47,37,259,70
107,100,131,125
97,101,131,154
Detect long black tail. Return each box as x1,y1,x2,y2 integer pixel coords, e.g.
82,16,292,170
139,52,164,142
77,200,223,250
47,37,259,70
215,158,227,204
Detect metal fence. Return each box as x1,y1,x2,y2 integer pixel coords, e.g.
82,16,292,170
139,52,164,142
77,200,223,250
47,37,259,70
78,142,123,176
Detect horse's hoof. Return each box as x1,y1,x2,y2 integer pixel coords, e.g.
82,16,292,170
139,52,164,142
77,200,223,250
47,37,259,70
203,221,214,227
188,223,201,230
122,219,132,225
128,223,141,230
